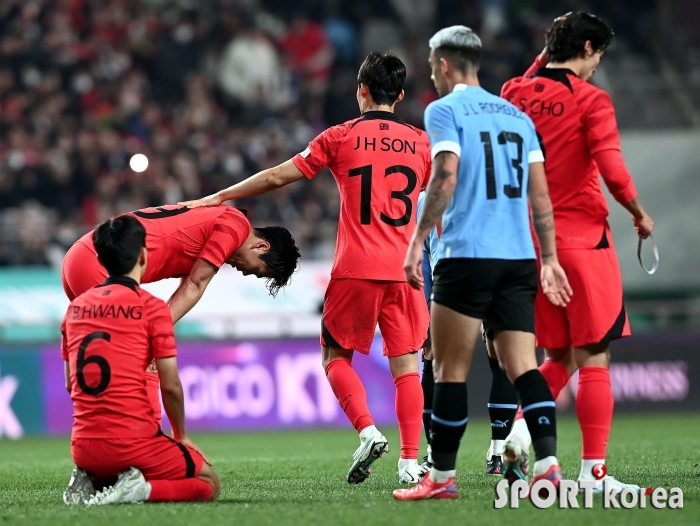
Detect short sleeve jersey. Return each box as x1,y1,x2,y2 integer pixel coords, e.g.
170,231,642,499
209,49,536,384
79,205,251,282
61,276,177,439
292,111,432,281
424,85,543,260
501,67,637,249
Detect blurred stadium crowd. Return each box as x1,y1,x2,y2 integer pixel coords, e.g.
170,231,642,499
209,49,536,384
0,0,681,265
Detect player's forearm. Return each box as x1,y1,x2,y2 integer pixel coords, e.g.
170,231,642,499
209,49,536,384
414,152,457,244
217,159,303,201
168,279,205,324
216,168,283,201
621,197,647,220
161,382,187,441
594,149,637,205
530,198,558,261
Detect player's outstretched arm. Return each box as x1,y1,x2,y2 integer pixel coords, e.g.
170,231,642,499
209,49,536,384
179,159,305,208
157,356,209,463
405,152,458,289
167,258,218,323
527,161,573,307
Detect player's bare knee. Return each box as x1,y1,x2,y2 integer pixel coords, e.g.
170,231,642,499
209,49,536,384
321,346,352,370
575,342,610,368
388,352,418,378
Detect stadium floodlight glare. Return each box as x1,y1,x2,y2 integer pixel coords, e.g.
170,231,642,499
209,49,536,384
129,153,149,173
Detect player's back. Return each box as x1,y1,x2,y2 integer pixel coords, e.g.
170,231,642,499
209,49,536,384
502,69,616,246
61,277,175,438
323,112,432,280
77,205,250,282
426,85,541,260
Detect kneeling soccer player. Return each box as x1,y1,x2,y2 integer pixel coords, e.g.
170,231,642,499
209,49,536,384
61,215,220,505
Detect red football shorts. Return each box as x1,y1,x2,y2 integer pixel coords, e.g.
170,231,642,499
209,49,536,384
535,246,631,348
72,432,204,487
321,278,429,357
61,240,107,300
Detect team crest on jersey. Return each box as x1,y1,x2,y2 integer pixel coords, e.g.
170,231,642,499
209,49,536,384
300,147,311,158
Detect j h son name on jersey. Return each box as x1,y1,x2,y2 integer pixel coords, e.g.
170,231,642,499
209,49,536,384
353,136,417,154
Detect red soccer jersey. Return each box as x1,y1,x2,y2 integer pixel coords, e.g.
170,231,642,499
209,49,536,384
501,67,637,249
78,205,251,282
293,111,431,280
61,276,177,439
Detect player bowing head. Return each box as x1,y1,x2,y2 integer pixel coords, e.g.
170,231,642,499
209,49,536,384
178,52,433,486
230,225,301,297
543,12,614,81
62,205,301,322
62,204,300,425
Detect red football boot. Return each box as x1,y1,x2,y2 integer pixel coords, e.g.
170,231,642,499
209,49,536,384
393,475,459,501
529,464,563,499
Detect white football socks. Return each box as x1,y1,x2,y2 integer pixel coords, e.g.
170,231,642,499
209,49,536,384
398,458,418,470
510,418,532,448
490,439,506,457
430,468,456,484
359,425,378,441
533,456,558,477
579,459,606,480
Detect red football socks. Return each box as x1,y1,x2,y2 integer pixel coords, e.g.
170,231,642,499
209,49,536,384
514,359,570,421
148,478,212,502
325,358,374,433
145,371,162,424
394,372,422,459
577,366,613,459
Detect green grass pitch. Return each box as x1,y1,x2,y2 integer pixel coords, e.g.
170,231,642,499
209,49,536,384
0,414,698,526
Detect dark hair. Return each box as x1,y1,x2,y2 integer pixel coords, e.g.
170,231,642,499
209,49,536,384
92,215,146,276
254,226,301,297
357,51,406,106
545,12,614,63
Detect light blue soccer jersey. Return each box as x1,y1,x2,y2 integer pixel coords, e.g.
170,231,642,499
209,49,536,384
423,84,543,260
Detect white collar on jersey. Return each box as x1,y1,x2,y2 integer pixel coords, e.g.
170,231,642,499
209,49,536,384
453,83,468,92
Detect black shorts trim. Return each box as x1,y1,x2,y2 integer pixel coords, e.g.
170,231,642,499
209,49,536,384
431,258,537,337
594,227,610,249
600,303,627,344
321,319,342,349
157,428,195,478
